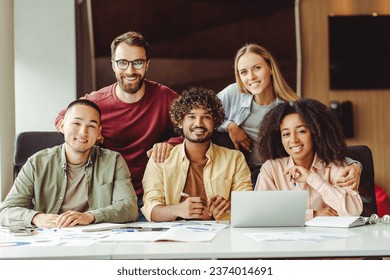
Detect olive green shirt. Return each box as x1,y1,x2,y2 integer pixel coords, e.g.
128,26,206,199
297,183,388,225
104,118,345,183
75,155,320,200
0,144,138,228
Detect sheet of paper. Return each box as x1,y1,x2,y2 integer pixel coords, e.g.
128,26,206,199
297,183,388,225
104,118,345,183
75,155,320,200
95,220,228,232
99,231,162,242
155,227,217,242
0,221,225,245
0,230,112,246
59,223,127,233
57,220,228,233
99,227,217,242
171,221,228,232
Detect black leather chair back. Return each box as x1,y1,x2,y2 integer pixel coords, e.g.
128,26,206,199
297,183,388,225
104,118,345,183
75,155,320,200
13,131,64,180
346,145,377,216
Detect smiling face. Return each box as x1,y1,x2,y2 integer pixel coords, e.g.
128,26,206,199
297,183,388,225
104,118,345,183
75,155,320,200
180,107,214,144
280,113,314,168
112,43,149,95
60,104,102,164
237,52,273,98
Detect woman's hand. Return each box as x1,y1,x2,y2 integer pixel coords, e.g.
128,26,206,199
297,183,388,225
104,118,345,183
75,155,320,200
227,122,251,152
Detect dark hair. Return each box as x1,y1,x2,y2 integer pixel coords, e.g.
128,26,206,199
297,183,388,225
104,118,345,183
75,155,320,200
169,87,226,136
258,98,346,165
66,99,101,121
110,31,150,60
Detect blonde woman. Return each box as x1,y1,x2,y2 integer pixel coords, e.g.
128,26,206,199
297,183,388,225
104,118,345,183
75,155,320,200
216,43,360,187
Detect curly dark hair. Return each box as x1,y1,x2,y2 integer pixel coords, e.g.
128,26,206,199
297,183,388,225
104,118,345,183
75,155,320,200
169,87,226,136
258,98,346,165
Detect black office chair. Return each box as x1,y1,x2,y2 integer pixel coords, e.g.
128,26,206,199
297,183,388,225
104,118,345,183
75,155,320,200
345,145,377,217
13,131,64,180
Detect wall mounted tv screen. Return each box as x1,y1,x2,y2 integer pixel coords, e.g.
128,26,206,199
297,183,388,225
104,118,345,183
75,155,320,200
329,15,390,90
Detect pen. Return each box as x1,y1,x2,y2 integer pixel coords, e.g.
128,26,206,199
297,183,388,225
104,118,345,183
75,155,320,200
37,228,58,232
118,227,168,232
289,174,296,187
186,227,209,231
112,229,136,232
180,192,190,198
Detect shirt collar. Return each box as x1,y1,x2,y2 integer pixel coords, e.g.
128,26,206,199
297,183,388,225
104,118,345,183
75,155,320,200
287,152,325,172
61,144,96,171
310,153,326,172
242,93,253,108
179,140,214,161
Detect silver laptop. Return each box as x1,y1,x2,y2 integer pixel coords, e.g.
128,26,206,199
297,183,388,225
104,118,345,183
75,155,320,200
231,190,308,227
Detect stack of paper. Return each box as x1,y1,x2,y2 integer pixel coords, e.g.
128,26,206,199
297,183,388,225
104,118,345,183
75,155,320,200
304,216,368,228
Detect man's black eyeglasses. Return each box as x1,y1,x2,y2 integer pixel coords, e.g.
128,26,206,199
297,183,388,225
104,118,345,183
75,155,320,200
112,59,147,70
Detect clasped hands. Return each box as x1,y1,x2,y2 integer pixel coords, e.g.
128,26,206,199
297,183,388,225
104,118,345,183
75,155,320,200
285,162,361,188
32,211,95,228
178,195,230,221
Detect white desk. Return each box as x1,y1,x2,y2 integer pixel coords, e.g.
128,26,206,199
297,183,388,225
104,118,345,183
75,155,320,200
110,225,390,259
1,224,390,259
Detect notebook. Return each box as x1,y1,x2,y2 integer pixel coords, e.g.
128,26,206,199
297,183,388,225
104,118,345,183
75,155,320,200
305,216,368,228
231,190,308,227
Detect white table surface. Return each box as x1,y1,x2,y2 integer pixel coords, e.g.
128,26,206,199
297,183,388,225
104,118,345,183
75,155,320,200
1,224,389,260
110,224,390,259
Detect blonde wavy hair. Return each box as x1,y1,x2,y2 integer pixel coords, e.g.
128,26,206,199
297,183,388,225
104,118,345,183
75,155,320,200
234,43,299,101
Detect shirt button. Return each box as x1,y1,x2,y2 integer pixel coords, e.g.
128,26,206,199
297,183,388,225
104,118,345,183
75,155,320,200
59,197,63,200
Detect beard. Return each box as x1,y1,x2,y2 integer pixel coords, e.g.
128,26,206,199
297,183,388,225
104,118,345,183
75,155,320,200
117,73,145,94
186,136,211,143
183,127,212,143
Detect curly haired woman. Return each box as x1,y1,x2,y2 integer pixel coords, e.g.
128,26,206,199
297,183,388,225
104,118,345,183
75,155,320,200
254,98,363,220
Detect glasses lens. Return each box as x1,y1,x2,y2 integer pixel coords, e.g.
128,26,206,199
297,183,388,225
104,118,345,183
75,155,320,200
116,60,129,70
132,60,145,70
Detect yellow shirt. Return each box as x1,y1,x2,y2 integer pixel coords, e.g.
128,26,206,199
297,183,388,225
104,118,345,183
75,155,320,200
141,141,252,221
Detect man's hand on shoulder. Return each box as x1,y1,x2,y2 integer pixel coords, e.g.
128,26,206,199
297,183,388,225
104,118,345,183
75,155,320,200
146,142,173,163
336,162,361,189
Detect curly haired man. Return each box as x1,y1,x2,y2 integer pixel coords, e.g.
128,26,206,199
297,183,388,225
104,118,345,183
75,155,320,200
141,87,252,222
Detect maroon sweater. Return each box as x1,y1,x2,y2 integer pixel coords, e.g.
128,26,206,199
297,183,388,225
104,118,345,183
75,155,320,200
55,80,182,197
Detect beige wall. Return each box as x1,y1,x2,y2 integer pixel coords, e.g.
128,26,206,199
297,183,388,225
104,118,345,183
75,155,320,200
0,0,15,201
0,0,77,201
300,0,390,195
14,0,77,133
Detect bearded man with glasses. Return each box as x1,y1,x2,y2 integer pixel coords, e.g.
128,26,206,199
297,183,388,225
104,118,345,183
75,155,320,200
55,31,182,221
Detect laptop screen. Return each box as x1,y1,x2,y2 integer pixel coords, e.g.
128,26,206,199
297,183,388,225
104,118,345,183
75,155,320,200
231,190,308,227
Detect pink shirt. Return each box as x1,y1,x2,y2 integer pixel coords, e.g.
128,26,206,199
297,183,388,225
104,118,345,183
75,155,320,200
254,154,363,220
